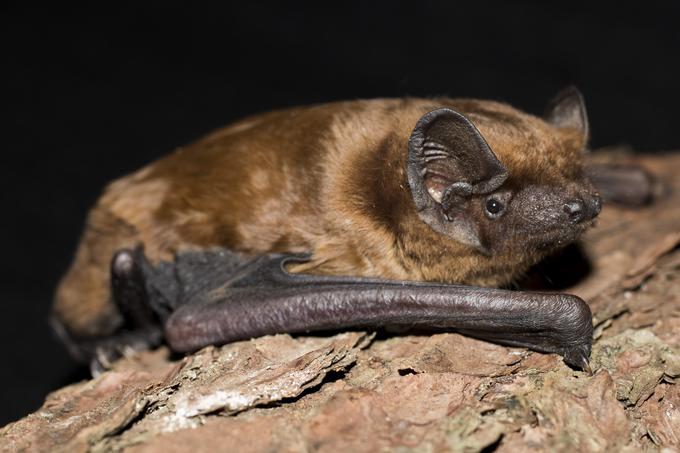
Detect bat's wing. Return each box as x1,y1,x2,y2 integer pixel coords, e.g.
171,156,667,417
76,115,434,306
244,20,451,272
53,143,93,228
125,249,593,371
587,162,656,206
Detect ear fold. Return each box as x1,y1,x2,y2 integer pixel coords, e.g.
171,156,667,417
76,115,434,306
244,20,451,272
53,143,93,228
545,86,589,142
407,108,508,249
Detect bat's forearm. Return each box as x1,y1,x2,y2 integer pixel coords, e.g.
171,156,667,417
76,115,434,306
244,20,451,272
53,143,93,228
165,277,592,369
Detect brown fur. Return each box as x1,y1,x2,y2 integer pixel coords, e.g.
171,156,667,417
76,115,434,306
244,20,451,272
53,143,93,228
53,97,587,337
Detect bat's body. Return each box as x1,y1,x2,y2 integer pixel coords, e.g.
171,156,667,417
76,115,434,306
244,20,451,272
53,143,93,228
52,90,646,371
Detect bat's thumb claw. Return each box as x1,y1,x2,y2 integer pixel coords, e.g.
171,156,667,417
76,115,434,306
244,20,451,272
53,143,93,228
563,343,592,374
580,358,593,376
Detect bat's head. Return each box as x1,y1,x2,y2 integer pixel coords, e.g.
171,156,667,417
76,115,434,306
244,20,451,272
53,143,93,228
407,87,600,273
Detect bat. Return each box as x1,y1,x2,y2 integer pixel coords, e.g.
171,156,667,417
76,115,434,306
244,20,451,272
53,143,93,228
51,87,653,373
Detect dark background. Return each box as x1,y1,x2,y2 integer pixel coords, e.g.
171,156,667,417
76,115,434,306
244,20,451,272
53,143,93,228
1,2,679,425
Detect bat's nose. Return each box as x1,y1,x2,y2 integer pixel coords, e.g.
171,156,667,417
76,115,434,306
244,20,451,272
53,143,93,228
592,194,603,215
563,200,585,223
564,194,601,223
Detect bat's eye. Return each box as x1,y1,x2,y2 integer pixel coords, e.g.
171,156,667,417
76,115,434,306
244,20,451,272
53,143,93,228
484,197,505,218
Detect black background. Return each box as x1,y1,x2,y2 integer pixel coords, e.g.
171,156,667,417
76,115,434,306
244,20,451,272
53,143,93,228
1,2,679,425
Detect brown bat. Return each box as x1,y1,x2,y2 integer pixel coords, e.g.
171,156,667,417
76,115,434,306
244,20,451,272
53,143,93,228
51,88,652,372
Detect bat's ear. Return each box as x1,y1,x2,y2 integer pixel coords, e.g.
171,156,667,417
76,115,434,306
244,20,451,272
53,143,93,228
407,108,508,249
545,86,589,144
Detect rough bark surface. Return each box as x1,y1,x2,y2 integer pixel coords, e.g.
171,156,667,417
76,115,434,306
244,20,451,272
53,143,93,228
2,152,680,453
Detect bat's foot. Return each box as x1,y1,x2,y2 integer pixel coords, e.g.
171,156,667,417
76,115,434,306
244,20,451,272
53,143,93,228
89,327,162,376
111,248,157,329
74,248,165,376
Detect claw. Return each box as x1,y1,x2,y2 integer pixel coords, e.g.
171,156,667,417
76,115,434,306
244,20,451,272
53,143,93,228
580,357,593,376
90,346,116,377
562,342,592,373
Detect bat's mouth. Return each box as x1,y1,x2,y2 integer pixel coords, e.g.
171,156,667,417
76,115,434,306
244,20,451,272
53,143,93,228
532,220,595,251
